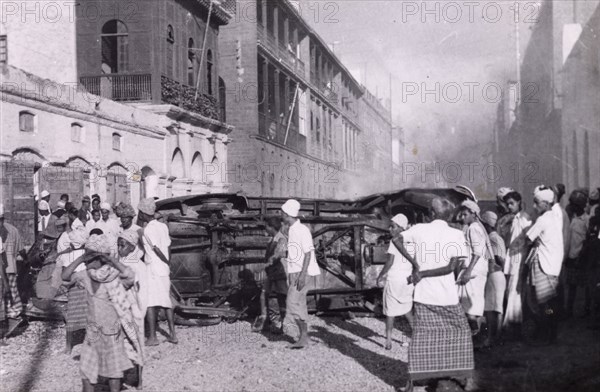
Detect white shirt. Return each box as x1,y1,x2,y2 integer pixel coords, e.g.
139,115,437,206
86,219,100,233
505,211,532,275
141,220,171,277
71,218,84,231
38,214,50,233
552,203,570,253
286,220,320,276
402,220,469,306
97,218,121,241
527,210,564,276
386,241,414,281
57,232,86,273
463,220,490,275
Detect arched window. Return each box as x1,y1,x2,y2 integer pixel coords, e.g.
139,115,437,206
206,50,213,95
19,111,36,132
191,152,203,180
112,132,122,151
71,123,83,142
188,38,196,86
166,25,174,77
171,148,185,178
101,20,128,73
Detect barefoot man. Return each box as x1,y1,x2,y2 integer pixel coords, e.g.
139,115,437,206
138,198,177,346
281,199,320,349
395,198,476,391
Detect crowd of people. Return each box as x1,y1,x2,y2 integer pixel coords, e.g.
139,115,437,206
1,184,599,391
1,192,179,391
375,184,600,391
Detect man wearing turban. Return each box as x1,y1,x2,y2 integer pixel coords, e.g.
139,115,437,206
525,186,564,344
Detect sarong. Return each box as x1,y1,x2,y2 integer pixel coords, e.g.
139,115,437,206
408,302,474,381
66,284,88,332
525,250,559,313
5,274,23,318
0,278,6,321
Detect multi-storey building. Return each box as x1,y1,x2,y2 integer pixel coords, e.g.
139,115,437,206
496,0,600,201
219,0,393,199
0,1,235,243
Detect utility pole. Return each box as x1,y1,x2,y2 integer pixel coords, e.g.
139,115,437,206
194,0,218,101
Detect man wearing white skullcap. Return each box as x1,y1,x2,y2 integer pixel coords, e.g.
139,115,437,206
37,200,51,234
377,213,415,350
137,197,177,345
97,202,120,243
456,200,491,332
526,186,564,344
281,199,320,349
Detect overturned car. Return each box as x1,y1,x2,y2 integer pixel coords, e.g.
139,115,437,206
152,186,480,324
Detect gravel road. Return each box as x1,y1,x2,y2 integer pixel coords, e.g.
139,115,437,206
1,315,599,392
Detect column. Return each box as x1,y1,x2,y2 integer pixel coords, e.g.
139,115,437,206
273,4,279,45
262,0,267,36
284,16,289,50
263,58,269,135
274,68,281,138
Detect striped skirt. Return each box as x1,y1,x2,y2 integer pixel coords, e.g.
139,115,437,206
525,251,559,313
408,302,474,381
66,285,88,332
5,274,23,319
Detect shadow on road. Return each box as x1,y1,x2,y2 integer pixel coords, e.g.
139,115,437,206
16,323,53,392
310,323,408,387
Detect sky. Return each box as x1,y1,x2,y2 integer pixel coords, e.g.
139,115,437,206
303,0,537,172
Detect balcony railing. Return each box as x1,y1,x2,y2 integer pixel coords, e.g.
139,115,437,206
161,75,220,121
259,111,299,146
80,73,152,102
257,26,305,79
309,75,338,104
80,73,221,121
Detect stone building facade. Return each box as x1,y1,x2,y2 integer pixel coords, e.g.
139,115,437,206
495,0,600,202
0,0,234,223
218,0,394,200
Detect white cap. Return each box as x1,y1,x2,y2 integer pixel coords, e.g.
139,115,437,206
57,200,66,209
38,200,50,211
534,188,555,203
391,213,408,229
40,190,50,198
100,202,112,211
281,199,300,218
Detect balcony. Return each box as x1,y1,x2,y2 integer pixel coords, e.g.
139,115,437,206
80,73,152,102
160,75,220,121
79,73,221,121
309,74,338,105
257,26,305,80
